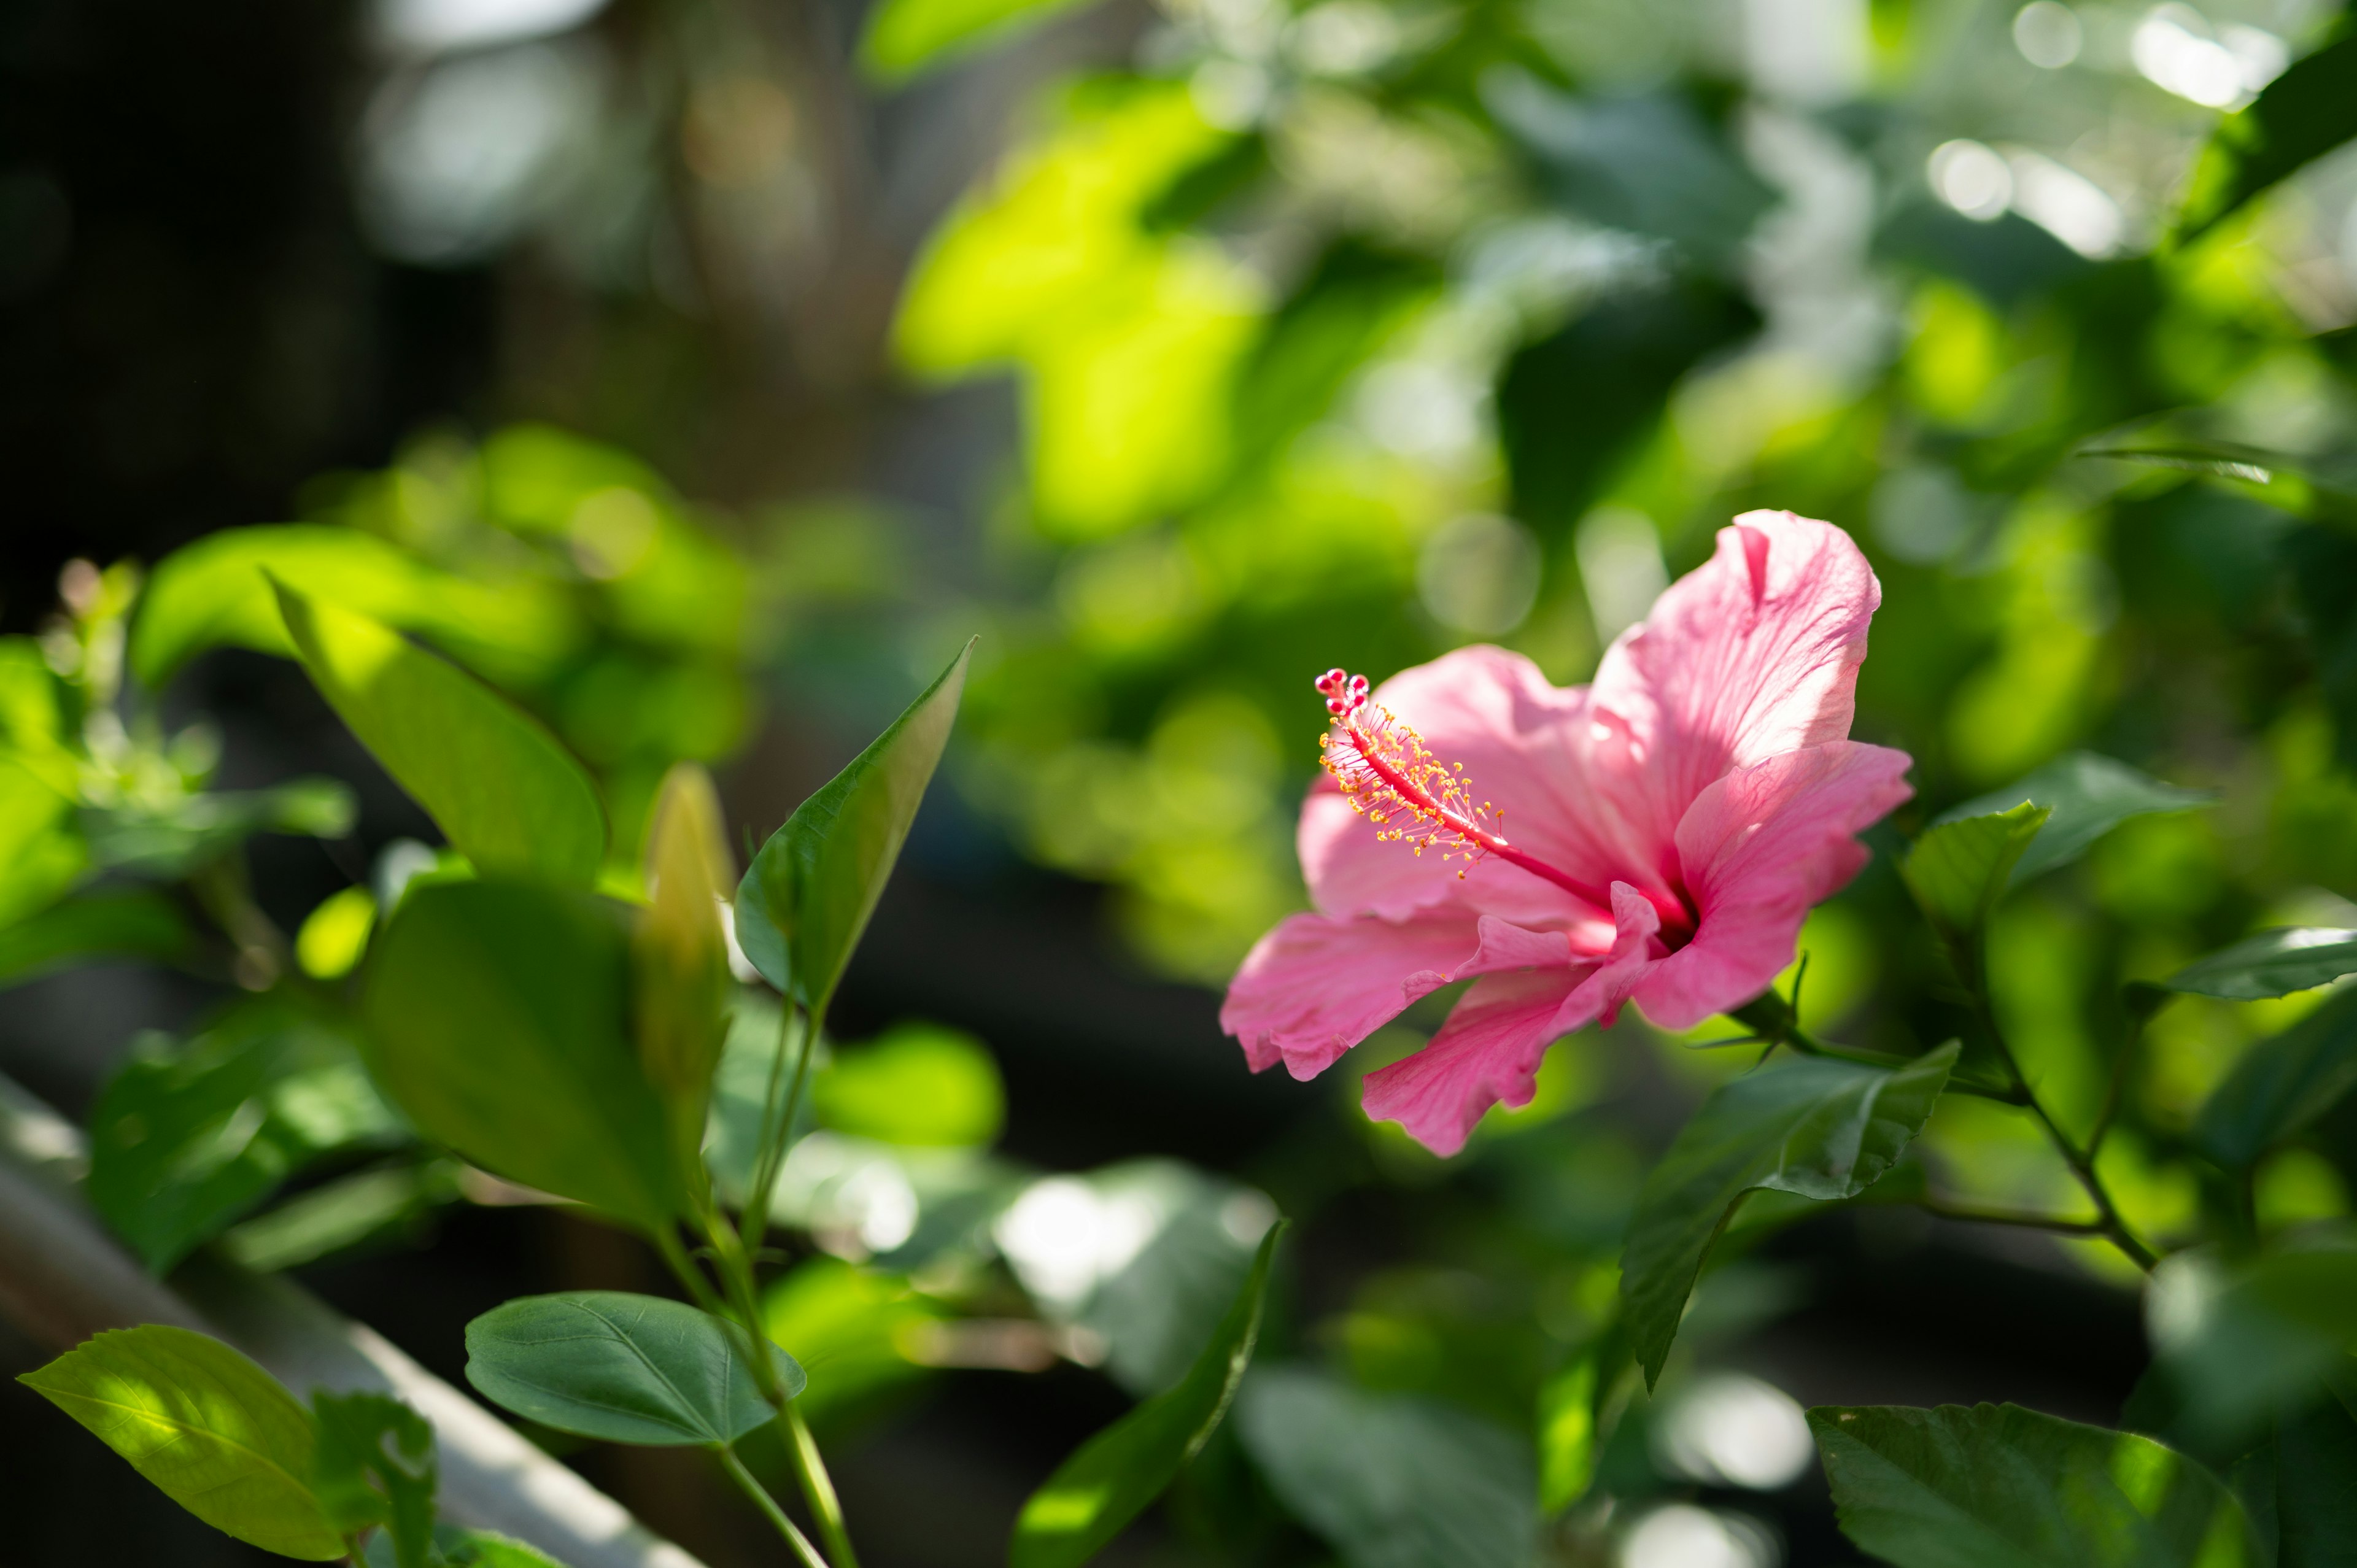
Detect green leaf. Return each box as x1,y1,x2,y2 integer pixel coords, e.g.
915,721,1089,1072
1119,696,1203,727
131,523,577,689
2178,33,2357,242
2146,1234,2357,1447
1809,1402,2260,1568
361,879,690,1229
2151,929,2357,1002
1536,1353,1600,1513
295,885,378,981
17,1324,344,1560
273,580,605,886
87,1006,404,1272
1008,1219,1283,1568
816,1021,1005,1148
1622,1046,1957,1388
735,639,971,1011
1903,805,2049,940
0,888,190,990
757,1258,941,1427
1938,752,2212,886
312,1390,437,1568
1235,1367,1537,1568
859,0,1098,82
0,754,86,929
635,763,734,1181
82,778,357,878
434,1526,578,1567
2272,1381,2357,1566
463,1291,803,1447
2194,988,2357,1170
222,1159,464,1273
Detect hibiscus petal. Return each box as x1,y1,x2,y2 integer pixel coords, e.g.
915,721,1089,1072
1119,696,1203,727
1553,881,1670,1035
1631,741,1914,1030
1592,511,1883,844
1220,910,1567,1081
1360,967,1578,1156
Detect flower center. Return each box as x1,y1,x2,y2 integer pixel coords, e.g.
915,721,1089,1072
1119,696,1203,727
1314,668,1697,943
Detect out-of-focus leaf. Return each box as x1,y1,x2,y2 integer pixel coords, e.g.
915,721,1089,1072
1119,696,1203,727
1536,1353,1600,1513
2272,1382,2357,1566
1622,1046,1957,1388
1236,1367,1537,1568
859,0,1096,82
296,885,377,981
1809,1402,2258,1567
1902,803,2049,940
2178,33,2357,241
312,1391,436,1568
220,1159,463,1273
634,763,733,1176
88,1008,403,1272
273,582,605,886
0,755,85,928
433,1527,577,1567
2194,988,2357,1169
0,634,64,749
82,778,356,878
16,1326,343,1560
132,523,576,689
2150,929,2357,1002
0,889,190,989
2285,523,2357,771
465,1292,801,1446
1008,1220,1283,1568
363,879,689,1229
759,1259,939,1426
736,640,970,1011
2146,1234,2357,1447
816,1021,1004,1148
1938,753,2211,886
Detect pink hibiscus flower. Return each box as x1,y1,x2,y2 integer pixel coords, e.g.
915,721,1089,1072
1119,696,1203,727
1220,510,1913,1155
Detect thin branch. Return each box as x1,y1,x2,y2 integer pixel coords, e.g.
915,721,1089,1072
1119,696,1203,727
716,1445,830,1568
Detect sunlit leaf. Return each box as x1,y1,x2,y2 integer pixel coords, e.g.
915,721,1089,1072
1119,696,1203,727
758,1259,940,1427
0,755,85,929
2194,988,2357,1170
17,1325,344,1560
0,889,190,990
2148,928,2357,1003
1536,1353,1600,1513
859,0,1097,82
816,1021,1005,1148
1236,1367,1536,1568
2178,33,2357,242
1938,752,2211,886
465,1291,802,1446
433,1526,578,1567
1902,803,2049,941
1008,1219,1283,1568
273,581,605,886
634,763,734,1176
363,880,690,1228
1809,1402,2259,1567
1622,1046,1957,1388
735,639,971,1011
296,885,378,981
312,1390,437,1568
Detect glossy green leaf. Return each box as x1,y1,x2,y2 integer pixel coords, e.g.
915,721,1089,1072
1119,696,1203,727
736,639,971,1010
2194,988,2357,1170
1903,804,2049,940
1009,1219,1282,1568
273,581,605,886
0,888,189,989
464,1291,803,1447
312,1390,437,1568
816,1021,1005,1148
82,778,357,878
1622,1046,1957,1388
17,1325,343,1560
859,0,1097,82
362,879,689,1229
1939,752,2210,886
2153,929,2357,1002
1809,1402,2259,1568
132,523,576,689
2178,33,2357,242
1236,1367,1536,1568
88,1008,403,1272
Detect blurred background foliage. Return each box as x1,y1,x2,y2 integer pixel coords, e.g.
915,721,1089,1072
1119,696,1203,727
7,0,2357,1562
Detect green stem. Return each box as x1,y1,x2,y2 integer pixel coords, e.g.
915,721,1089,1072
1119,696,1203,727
653,1226,728,1319
778,1402,860,1568
718,1444,830,1568
741,1003,821,1258
2086,1013,2143,1160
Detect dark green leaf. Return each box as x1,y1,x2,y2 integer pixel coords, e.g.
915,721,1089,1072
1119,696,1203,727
312,1391,437,1568
2153,929,2357,1002
2147,1234,2357,1448
2178,33,2357,242
1903,804,2049,940
1235,1367,1536,1568
464,1291,802,1447
362,879,691,1229
2273,1382,2357,1568
2195,989,2357,1169
1623,1046,1957,1388
273,580,605,886
1809,1402,2259,1567
0,889,190,990
87,1007,403,1272
735,639,971,1011
1938,752,2212,886
17,1325,344,1560
1008,1219,1283,1568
